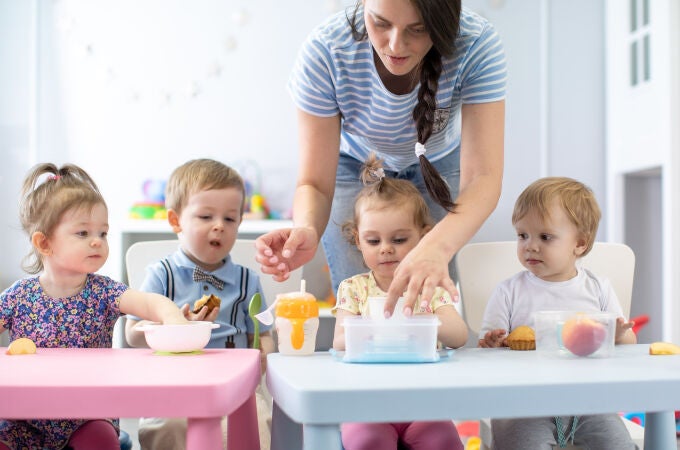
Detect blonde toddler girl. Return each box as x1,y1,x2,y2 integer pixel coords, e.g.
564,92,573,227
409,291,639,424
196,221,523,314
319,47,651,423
0,163,187,450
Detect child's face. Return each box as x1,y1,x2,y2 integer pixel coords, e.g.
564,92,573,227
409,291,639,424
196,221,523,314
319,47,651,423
513,200,587,282
355,202,425,290
173,187,243,272
46,202,109,275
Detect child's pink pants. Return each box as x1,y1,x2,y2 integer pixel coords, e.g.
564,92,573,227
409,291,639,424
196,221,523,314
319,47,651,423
0,419,119,450
341,420,464,450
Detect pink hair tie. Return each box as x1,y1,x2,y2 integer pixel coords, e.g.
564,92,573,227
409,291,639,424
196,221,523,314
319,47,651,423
48,175,61,181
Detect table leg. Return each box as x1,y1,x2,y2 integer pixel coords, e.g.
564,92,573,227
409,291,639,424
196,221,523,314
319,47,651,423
644,411,676,450
186,417,223,450
227,393,260,450
271,401,302,450
303,424,342,450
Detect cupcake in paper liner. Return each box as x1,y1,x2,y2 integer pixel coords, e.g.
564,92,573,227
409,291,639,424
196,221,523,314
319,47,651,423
507,325,536,351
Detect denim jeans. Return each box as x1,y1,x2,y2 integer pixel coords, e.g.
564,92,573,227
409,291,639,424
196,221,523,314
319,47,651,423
321,152,461,294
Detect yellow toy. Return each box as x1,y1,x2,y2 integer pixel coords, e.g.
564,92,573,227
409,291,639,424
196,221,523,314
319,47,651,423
465,436,481,450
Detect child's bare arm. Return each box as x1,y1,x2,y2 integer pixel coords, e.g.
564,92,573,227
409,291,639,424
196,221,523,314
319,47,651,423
478,329,508,348
124,317,150,347
121,290,189,347
434,305,468,349
119,290,187,325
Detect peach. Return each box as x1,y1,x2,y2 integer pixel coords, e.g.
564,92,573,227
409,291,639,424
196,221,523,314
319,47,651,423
561,315,606,356
6,337,37,355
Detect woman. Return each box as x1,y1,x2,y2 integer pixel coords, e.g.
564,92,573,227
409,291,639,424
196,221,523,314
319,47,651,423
256,0,506,316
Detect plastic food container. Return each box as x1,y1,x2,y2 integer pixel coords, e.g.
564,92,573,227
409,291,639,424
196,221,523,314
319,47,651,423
367,296,406,320
342,315,441,363
275,291,319,356
534,310,616,358
136,321,219,353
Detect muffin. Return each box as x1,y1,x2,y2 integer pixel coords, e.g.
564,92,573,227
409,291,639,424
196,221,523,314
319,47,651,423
192,294,221,314
507,325,536,351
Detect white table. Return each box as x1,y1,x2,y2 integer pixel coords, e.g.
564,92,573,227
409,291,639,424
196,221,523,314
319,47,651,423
267,345,680,450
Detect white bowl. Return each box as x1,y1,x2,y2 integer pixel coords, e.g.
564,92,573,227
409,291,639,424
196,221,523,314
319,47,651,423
136,321,219,353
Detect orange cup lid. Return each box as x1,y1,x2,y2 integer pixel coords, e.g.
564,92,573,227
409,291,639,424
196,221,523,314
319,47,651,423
275,292,318,318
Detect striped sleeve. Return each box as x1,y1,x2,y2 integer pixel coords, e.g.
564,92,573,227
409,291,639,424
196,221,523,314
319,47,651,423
459,21,507,104
288,27,340,117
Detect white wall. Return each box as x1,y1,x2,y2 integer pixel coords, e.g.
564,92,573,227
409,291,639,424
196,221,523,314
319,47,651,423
33,0,354,278
605,0,680,342
464,0,606,243
0,0,36,292
1,0,608,288
37,0,348,212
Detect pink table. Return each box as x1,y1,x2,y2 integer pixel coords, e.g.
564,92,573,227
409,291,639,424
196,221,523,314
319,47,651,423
0,347,261,450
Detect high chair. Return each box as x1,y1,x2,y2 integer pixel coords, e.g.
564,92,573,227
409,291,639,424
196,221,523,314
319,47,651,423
454,241,644,450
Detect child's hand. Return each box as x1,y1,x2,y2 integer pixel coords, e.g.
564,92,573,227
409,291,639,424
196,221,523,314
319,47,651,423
615,316,636,344
478,329,507,348
161,311,190,325
181,304,220,322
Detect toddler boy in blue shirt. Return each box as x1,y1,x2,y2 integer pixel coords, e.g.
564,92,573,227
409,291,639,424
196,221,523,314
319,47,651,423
125,158,274,450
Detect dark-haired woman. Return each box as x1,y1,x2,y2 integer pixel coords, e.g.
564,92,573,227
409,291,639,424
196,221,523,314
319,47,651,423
256,0,506,316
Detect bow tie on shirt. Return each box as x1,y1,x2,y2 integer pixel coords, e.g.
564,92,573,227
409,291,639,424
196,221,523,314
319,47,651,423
193,267,225,290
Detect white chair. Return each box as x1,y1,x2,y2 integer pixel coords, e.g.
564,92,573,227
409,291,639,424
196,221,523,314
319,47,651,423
454,241,644,450
114,239,303,347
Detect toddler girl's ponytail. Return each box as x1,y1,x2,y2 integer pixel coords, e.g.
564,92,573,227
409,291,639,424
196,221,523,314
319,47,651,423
359,153,387,192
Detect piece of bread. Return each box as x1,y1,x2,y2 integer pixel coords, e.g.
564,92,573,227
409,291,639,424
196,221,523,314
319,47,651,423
506,325,536,351
192,294,221,314
6,337,37,355
649,341,680,355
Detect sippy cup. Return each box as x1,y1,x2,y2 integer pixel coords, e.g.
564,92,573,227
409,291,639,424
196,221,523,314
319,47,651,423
275,280,319,356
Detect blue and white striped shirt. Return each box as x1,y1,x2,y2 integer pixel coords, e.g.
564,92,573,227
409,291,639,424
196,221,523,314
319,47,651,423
288,7,507,171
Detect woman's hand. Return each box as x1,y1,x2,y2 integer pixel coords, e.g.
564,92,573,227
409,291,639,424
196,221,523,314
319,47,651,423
384,236,458,317
255,227,319,282
382,103,504,318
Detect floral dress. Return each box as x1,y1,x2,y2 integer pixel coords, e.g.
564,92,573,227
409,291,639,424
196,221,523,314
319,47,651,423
0,274,127,450
332,271,455,316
